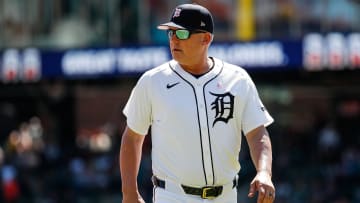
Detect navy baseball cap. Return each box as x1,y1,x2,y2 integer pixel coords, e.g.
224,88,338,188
157,4,214,33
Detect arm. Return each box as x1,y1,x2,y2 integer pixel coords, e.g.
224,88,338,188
246,125,275,203
119,126,146,203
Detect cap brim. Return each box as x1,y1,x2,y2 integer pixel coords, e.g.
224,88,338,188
157,22,186,30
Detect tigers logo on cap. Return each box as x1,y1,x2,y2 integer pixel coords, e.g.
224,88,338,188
173,8,181,18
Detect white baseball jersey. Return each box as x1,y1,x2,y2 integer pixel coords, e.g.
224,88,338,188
123,57,273,187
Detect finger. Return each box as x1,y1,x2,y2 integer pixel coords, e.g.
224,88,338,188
257,185,266,203
248,181,257,197
264,190,275,203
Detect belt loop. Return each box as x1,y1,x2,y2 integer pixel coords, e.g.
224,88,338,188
152,176,166,189
233,175,239,188
151,175,156,186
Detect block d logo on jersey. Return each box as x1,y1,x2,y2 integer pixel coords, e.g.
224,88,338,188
210,92,234,126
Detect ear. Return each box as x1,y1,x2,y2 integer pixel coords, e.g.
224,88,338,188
202,33,212,45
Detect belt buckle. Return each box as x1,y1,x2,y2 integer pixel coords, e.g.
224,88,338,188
201,187,216,199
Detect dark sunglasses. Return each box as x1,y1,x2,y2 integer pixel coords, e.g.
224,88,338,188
167,29,207,40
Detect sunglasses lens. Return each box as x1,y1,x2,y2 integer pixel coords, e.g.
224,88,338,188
175,30,190,39
168,30,190,40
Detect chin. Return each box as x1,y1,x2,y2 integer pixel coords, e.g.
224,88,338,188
171,53,182,62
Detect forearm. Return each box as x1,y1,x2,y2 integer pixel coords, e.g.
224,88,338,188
246,126,273,176
119,127,145,195
246,126,275,201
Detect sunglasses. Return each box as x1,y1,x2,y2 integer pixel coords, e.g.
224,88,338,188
167,29,207,40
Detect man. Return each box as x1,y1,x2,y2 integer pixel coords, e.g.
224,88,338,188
120,3,275,203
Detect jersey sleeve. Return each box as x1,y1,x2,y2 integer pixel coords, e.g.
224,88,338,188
123,73,152,135
240,73,274,135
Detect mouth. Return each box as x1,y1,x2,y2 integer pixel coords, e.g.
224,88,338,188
172,48,182,53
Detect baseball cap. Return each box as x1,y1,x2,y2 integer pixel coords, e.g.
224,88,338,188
157,4,214,34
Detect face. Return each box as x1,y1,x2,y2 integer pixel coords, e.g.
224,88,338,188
167,27,211,66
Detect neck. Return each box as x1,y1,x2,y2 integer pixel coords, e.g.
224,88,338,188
180,57,212,75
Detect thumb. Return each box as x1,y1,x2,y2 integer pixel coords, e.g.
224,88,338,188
248,181,257,197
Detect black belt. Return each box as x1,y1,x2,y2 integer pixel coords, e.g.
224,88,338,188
152,176,238,199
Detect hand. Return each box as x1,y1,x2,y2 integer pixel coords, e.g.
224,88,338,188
248,171,275,203
122,193,145,203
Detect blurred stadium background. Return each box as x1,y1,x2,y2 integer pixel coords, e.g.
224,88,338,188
0,0,360,202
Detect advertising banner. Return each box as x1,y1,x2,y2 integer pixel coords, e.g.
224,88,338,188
1,32,359,82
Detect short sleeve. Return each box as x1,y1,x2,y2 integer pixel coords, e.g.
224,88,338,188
123,74,152,135
241,73,274,135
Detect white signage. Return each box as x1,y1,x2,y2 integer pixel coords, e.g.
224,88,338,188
304,32,360,71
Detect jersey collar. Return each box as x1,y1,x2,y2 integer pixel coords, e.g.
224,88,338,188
169,57,223,84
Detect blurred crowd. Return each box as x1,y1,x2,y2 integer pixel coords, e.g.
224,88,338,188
0,112,122,203
1,0,360,48
0,80,123,203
